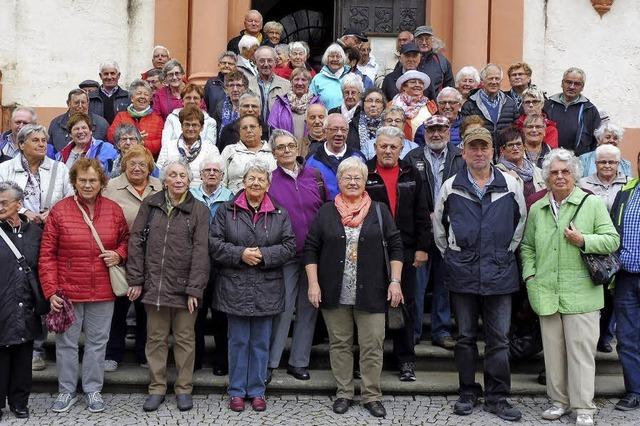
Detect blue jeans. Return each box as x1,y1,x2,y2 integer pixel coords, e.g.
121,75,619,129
615,270,640,395
451,292,512,403
414,249,452,342
227,314,272,398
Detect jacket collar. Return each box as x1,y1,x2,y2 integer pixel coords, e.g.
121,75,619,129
366,157,412,176
233,190,276,214
583,172,628,187
112,173,162,191
452,164,507,195
148,189,196,213
537,186,587,209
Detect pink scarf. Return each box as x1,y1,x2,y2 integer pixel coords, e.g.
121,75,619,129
334,191,372,228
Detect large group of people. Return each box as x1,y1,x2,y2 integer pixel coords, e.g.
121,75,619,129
0,8,637,426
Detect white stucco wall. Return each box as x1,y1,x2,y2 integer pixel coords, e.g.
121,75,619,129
0,0,155,107
523,0,640,128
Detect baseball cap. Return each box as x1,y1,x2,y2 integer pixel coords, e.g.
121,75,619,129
463,127,492,146
414,25,433,38
425,115,450,128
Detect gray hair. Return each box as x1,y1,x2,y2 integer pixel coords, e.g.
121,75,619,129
0,181,24,202
160,160,193,183
16,124,47,145
152,45,170,57
218,51,237,62
128,79,152,96
264,21,284,35
274,44,289,57
239,92,261,107
289,41,309,56
437,87,464,103
381,106,407,122
66,88,88,103
563,67,586,84
162,59,185,79
11,106,37,123
242,159,272,183
375,126,404,144
455,66,481,85
321,43,346,67
269,129,296,151
595,144,621,161
480,63,503,81
522,86,545,102
336,156,367,182
595,122,624,143
199,156,224,172
541,148,582,183
255,45,278,60
99,60,120,73
341,73,364,93
113,124,142,144
238,35,260,52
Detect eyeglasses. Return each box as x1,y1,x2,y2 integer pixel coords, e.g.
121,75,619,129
0,199,18,208
505,141,523,150
201,168,222,175
549,169,571,177
523,100,541,105
384,118,404,125
562,79,584,87
340,176,363,183
596,160,619,166
226,83,245,88
127,161,149,170
275,143,297,152
437,100,459,106
165,71,183,78
183,123,202,129
525,125,545,130
327,127,348,134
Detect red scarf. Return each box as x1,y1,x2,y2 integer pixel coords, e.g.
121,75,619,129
334,191,372,228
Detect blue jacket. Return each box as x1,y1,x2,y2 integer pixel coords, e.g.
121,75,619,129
306,146,365,200
55,138,118,175
309,66,349,110
579,150,632,178
433,165,527,295
190,184,234,220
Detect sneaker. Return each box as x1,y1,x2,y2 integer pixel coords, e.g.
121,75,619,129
251,396,266,412
103,360,118,372
483,400,522,422
453,393,478,416
576,414,594,426
32,354,46,371
51,393,78,413
616,393,640,411
542,405,572,420
86,392,105,413
229,396,245,412
399,362,417,382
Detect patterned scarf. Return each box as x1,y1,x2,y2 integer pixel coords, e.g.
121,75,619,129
357,113,382,151
479,90,502,124
219,97,238,133
177,138,202,163
395,93,428,119
20,154,41,212
334,191,372,228
127,104,152,118
287,92,314,115
499,157,535,182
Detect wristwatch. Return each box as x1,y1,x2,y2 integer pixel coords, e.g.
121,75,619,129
390,278,401,284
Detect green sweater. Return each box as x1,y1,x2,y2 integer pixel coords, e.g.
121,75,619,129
520,187,620,315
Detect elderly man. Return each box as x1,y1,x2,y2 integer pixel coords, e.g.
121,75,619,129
460,64,518,144
415,87,465,148
249,46,291,129
406,115,464,350
365,126,430,382
380,31,415,79
236,35,260,80
300,104,327,158
544,67,601,156
504,62,532,110
217,92,268,152
89,61,131,125
414,25,454,98
0,107,37,161
79,80,100,95
227,9,265,54
48,89,110,153
381,42,424,102
434,127,526,422
357,41,381,88
336,28,367,49
306,114,365,199
141,45,170,80
204,52,237,117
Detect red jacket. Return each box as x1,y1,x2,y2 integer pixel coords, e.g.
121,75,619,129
39,195,129,302
515,113,559,148
107,111,164,158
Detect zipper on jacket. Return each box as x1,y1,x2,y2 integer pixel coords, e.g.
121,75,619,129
157,212,173,310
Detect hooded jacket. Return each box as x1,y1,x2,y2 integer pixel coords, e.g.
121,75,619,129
543,93,601,156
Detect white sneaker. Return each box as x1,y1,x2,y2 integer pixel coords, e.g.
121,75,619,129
542,405,571,420
103,360,118,372
576,414,594,426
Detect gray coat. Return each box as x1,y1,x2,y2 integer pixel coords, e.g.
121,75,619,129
210,192,296,316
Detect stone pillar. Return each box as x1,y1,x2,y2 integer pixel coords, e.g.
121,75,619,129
154,0,189,67
451,0,489,72
188,0,229,85
489,0,525,87
227,0,251,40
427,0,454,59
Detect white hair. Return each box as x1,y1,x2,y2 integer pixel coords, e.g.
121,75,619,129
152,45,170,56
160,159,193,183
336,156,367,182
594,122,624,143
522,87,545,102
321,43,346,67
199,156,224,172
99,60,120,73
437,87,464,103
541,148,582,183
255,45,277,60
238,35,260,52
242,159,272,183
341,73,364,93
563,67,586,85
289,41,309,56
455,66,480,85
11,106,37,122
595,144,621,161
480,63,503,81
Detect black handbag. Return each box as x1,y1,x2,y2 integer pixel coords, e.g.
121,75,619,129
569,194,621,286
374,202,406,330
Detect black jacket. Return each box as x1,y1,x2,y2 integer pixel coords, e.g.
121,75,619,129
88,86,131,124
304,201,403,313
404,143,465,212
204,74,226,118
48,111,110,153
365,158,431,253
417,50,454,98
226,30,267,54
460,89,519,144
0,218,42,346
543,94,601,156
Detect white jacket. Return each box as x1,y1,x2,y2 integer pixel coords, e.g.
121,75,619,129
156,136,221,188
0,155,73,211
161,108,217,148
220,140,277,194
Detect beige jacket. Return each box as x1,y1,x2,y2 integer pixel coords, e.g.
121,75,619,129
102,173,163,229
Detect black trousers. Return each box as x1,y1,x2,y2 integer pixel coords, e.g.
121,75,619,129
0,340,33,409
195,276,228,370
389,251,417,365
105,296,147,363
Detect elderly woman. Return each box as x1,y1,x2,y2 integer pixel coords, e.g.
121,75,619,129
56,112,118,175
111,124,159,178
496,126,545,198
156,105,220,188
204,51,237,117
521,148,619,426
210,160,296,412
392,70,436,140
328,73,364,125
274,44,289,68
0,182,43,419
127,160,210,413
305,157,404,418
309,43,350,110
268,67,321,140
515,87,558,148
220,115,277,194
39,158,129,414
264,21,284,46
523,114,552,168
580,122,631,178
213,71,249,136
455,66,481,100
275,41,317,80
348,88,387,158
368,107,418,159
102,145,161,372
108,79,164,158
152,60,187,120
162,84,217,147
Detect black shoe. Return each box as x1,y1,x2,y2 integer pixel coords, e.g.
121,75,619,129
176,394,193,411
287,365,310,380
363,401,387,418
265,368,273,385
212,365,228,376
537,369,546,386
616,393,640,411
433,336,457,350
454,393,479,416
597,341,613,353
143,394,165,412
332,398,353,414
10,406,29,419
483,400,522,422
399,362,416,382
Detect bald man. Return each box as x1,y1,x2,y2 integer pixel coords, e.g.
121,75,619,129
227,10,265,54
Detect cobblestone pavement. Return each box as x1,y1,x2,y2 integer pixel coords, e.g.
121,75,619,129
1,393,637,425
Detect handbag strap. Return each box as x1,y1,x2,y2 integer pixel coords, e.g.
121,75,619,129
43,160,59,210
0,226,25,261
568,193,591,224
374,202,391,281
74,196,107,254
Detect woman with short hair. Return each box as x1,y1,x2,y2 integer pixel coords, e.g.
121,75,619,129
204,51,238,117
162,83,217,147
274,41,317,81
152,60,187,120
392,70,436,140
263,21,284,46
455,66,480,100
349,88,387,158
579,122,631,177
309,43,350,110
514,87,558,148
523,113,552,168
213,71,249,136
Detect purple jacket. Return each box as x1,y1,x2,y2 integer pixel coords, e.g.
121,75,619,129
267,94,321,135
268,161,326,257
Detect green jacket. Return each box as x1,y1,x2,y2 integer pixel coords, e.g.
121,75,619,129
520,187,620,316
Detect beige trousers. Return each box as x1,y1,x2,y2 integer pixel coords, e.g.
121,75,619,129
322,306,385,404
539,311,599,415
